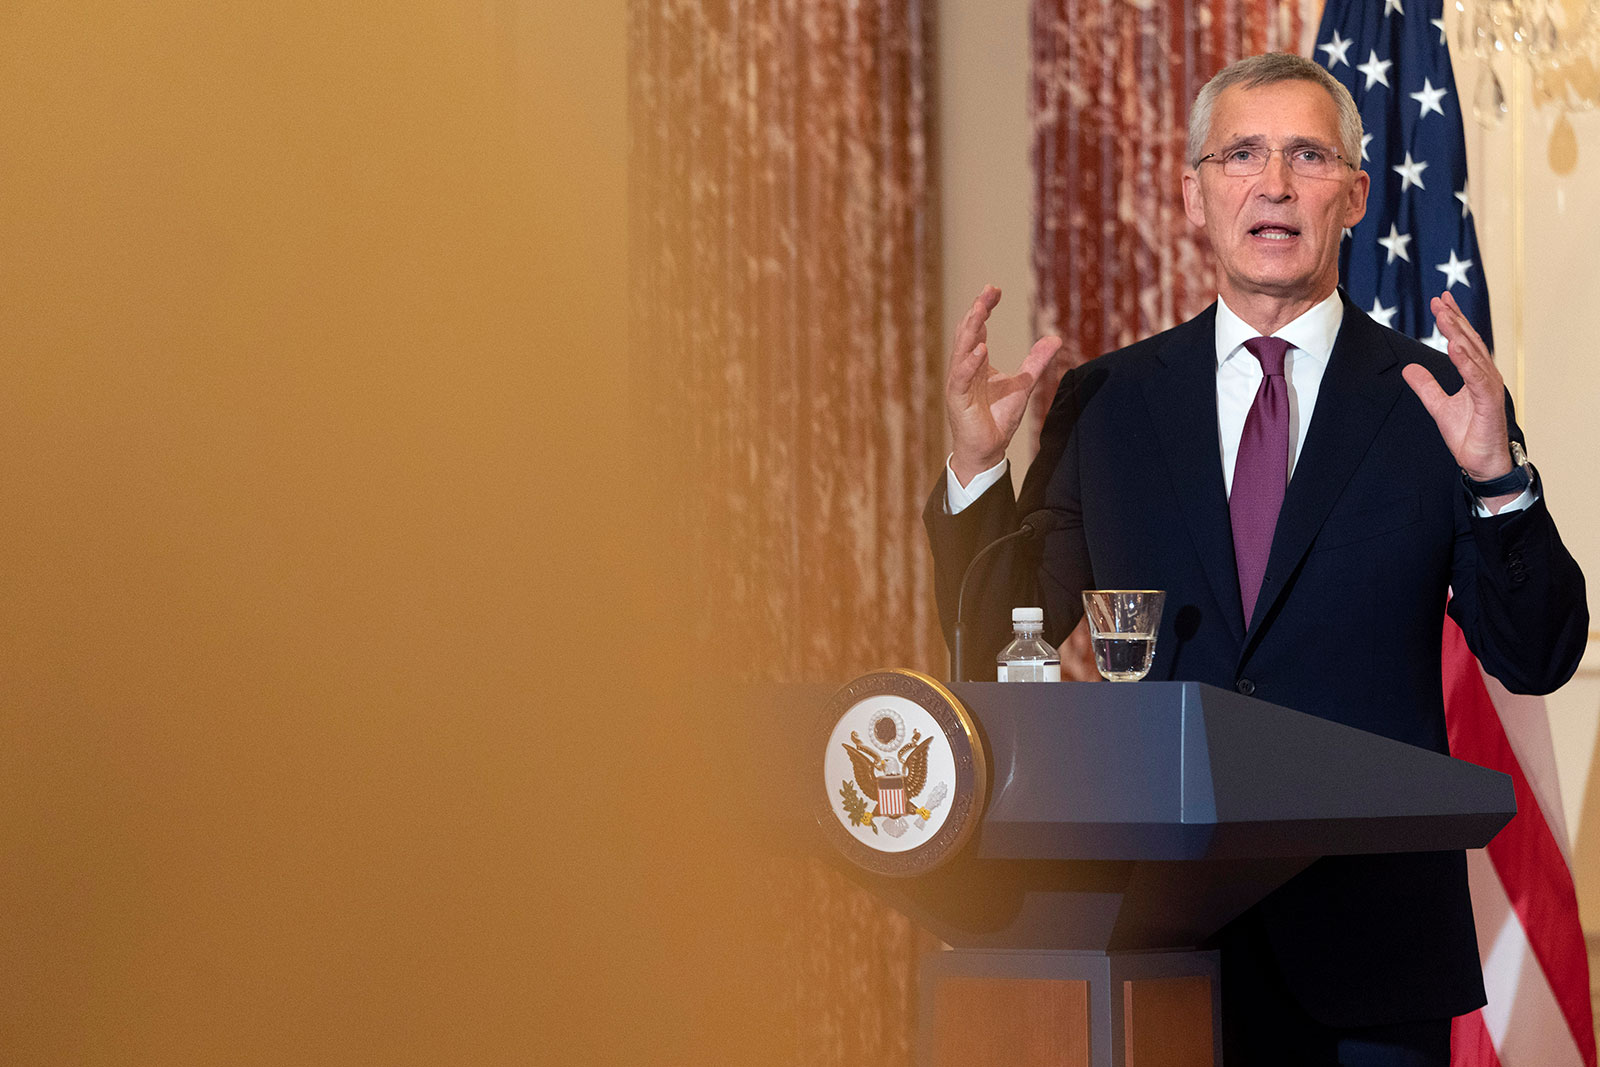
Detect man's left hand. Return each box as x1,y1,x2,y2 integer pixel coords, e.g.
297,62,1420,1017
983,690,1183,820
1400,290,1513,483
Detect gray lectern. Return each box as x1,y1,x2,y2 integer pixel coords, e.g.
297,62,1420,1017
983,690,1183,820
793,675,1514,1067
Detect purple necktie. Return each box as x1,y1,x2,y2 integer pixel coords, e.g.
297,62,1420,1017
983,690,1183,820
1230,336,1291,626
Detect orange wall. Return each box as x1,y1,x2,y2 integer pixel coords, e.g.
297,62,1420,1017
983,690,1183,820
0,2,642,1062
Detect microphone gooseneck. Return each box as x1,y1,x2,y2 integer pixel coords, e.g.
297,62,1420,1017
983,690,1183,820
951,509,1062,683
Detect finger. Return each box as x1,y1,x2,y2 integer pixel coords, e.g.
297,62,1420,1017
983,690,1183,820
1014,335,1064,388
1401,362,1452,422
1431,293,1494,374
971,287,1001,349
1427,302,1497,402
948,341,991,394
1433,293,1487,358
953,285,1002,357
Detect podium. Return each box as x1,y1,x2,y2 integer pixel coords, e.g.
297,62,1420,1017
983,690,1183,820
786,676,1514,1067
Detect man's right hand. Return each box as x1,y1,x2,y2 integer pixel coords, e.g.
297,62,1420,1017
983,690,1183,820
945,285,1063,486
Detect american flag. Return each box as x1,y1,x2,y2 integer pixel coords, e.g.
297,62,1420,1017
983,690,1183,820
1314,3,1595,1065
1317,0,1492,349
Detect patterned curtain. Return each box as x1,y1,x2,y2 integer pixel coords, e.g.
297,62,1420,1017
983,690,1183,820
1027,0,1320,431
629,1,945,683
628,1,942,1064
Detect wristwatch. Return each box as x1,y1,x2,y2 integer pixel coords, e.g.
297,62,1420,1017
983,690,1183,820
1462,441,1534,497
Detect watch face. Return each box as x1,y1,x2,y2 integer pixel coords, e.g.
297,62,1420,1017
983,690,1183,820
1511,440,1528,467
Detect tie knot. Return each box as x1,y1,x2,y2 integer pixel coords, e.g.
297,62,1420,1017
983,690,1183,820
1244,335,1289,376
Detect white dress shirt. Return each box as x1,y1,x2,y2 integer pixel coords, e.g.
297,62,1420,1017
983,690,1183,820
946,290,1533,517
1212,291,1338,496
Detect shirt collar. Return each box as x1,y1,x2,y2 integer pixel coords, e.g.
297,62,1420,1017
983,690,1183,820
1214,289,1345,366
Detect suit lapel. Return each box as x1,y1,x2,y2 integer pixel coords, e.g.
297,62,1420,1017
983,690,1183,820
1245,296,1404,642
1141,304,1246,645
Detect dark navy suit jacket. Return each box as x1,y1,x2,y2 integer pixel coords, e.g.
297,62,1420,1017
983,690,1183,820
924,294,1588,1026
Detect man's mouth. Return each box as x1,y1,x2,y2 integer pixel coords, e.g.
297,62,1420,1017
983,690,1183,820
1249,224,1301,241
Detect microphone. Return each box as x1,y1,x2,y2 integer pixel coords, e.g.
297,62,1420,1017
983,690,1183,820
1016,509,1063,541
951,509,1063,683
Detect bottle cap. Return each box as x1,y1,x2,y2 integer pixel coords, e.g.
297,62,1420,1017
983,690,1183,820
1012,607,1044,625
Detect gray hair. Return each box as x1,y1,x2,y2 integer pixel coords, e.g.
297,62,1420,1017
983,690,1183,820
1187,52,1363,166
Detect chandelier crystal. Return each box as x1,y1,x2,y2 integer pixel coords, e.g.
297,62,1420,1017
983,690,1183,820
1456,0,1600,124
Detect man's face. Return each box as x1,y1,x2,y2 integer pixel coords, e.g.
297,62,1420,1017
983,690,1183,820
1182,80,1369,308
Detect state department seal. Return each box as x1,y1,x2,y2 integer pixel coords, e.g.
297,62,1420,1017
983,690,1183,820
813,669,987,877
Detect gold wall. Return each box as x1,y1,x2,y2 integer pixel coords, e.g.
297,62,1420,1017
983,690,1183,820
0,2,657,1062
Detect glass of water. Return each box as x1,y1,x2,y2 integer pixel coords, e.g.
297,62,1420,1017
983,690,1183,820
1081,590,1165,682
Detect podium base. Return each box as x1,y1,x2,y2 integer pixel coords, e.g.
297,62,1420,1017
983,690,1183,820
920,948,1220,1067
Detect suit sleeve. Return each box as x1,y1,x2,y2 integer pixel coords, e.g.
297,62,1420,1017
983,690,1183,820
923,467,1031,682
923,365,1096,681
1445,395,1588,694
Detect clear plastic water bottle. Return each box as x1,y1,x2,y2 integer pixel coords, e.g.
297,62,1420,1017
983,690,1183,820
997,607,1061,682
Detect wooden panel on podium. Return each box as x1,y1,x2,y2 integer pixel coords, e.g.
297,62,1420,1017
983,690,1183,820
931,977,1090,1067
1123,976,1214,1067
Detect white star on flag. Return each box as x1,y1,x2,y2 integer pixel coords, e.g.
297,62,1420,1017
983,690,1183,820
1456,182,1472,217
1369,298,1398,328
1436,249,1473,288
1385,0,1404,15
1394,151,1429,192
1423,324,1450,352
1357,50,1393,90
1411,78,1448,119
1319,31,1354,68
1378,223,1413,263
1361,132,1374,162
1430,17,1448,43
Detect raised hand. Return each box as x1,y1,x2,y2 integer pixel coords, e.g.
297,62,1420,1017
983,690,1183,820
1400,291,1513,486
945,286,1063,485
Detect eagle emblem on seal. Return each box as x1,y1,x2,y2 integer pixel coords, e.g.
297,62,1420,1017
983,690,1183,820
837,705,949,839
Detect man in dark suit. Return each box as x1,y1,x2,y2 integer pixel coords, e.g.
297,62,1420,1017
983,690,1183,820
924,53,1587,1065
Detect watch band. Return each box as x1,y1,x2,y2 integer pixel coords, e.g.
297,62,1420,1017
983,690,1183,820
1463,466,1531,496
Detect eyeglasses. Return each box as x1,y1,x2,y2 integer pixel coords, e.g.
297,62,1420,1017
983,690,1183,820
1195,143,1355,179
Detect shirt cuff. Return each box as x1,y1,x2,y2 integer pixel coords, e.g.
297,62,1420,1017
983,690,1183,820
946,455,1009,515
1472,482,1537,519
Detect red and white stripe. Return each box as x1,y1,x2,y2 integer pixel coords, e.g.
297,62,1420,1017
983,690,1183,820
878,779,906,819
1444,615,1596,1067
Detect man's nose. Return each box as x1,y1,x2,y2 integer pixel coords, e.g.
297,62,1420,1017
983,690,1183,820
1257,150,1295,199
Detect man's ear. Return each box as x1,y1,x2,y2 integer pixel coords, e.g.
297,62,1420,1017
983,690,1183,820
1342,167,1371,229
1182,170,1207,230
